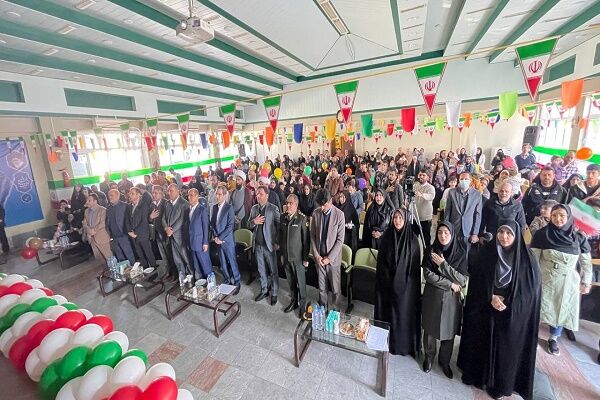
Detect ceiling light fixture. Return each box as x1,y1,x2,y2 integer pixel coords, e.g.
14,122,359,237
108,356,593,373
123,19,133,24
102,39,113,45
31,69,43,75
43,48,59,56
75,0,96,10
316,0,349,35
58,25,76,35
72,75,81,79
0,39,6,44
87,59,96,63
442,0,452,8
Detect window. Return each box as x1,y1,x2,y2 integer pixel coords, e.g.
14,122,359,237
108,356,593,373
0,80,24,102
582,96,600,154
157,100,206,116
64,89,136,111
594,42,600,66
537,104,575,149
544,56,576,83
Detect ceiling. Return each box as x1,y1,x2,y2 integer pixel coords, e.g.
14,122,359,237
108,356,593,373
0,0,598,106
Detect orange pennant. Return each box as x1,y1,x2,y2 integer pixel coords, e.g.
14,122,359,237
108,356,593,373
222,131,230,148
579,118,588,129
561,79,584,109
265,126,274,147
464,113,471,128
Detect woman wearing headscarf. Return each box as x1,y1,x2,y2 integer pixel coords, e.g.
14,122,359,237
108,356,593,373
458,220,541,400
432,160,448,212
561,173,582,192
336,191,359,254
362,188,393,249
298,184,315,217
375,208,422,356
421,222,468,379
70,184,87,227
530,204,592,356
475,147,486,172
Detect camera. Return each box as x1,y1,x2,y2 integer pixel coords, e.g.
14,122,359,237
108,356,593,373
404,176,415,199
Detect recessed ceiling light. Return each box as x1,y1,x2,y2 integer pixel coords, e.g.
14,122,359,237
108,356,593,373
123,19,134,24
166,58,178,63
126,68,133,72
72,75,81,80
6,11,21,18
0,39,6,44
87,59,96,63
58,25,76,35
43,48,59,56
102,39,113,45
31,69,44,75
76,0,96,10
223,25,235,32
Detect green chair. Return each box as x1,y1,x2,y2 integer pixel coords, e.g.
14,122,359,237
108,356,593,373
234,229,255,284
340,244,353,302
347,248,378,313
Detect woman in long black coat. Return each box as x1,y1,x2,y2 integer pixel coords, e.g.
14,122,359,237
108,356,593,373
457,220,541,400
374,208,422,356
362,188,393,249
336,190,359,255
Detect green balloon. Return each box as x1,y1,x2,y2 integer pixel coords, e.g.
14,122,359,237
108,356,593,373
0,273,6,278
62,302,79,311
39,361,64,400
0,303,31,334
303,166,312,176
369,175,375,186
58,346,91,381
122,348,148,365
30,297,58,313
87,340,122,369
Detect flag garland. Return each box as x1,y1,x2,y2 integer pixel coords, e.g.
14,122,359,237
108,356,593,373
515,38,558,101
334,80,359,124
176,113,190,150
414,62,447,116
220,103,236,135
263,96,282,131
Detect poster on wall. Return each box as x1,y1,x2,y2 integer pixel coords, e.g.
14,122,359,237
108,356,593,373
0,140,43,226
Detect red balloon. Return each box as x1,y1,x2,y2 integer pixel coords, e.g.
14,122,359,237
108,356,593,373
110,385,143,400
0,285,7,297
140,377,177,400
5,282,33,296
9,336,33,370
26,320,56,345
86,315,113,335
55,310,86,330
20,247,37,260
40,287,54,296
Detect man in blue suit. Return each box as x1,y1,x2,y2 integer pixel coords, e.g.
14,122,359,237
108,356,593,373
188,188,213,280
106,189,135,265
210,186,241,294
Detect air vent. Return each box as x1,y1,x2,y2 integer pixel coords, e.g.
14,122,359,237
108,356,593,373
75,0,96,10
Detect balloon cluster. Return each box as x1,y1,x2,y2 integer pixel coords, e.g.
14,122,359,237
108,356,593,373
21,237,45,260
0,273,192,400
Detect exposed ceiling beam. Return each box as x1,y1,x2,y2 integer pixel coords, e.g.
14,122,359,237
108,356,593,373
106,0,298,81
463,0,510,58
5,0,282,89
0,19,269,97
389,0,403,54
488,0,561,62
441,0,467,56
550,0,600,37
0,47,254,103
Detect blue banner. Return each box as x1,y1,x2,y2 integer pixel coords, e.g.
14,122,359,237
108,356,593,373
0,140,43,226
293,123,303,144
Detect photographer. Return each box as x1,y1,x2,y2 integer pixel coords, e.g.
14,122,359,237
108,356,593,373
414,170,436,246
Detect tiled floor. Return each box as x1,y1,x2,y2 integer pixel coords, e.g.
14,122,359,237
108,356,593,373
1,255,599,400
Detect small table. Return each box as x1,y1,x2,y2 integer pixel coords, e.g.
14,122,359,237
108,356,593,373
97,269,165,308
36,242,81,267
164,285,241,337
294,316,389,397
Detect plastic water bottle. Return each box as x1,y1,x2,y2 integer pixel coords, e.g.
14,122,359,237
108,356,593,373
311,303,318,331
317,306,325,330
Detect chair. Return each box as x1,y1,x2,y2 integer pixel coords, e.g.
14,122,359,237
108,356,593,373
347,248,378,313
234,229,255,284
523,227,532,246
340,244,353,299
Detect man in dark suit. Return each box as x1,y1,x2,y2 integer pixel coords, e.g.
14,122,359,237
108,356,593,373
163,184,191,277
106,189,135,265
127,187,157,269
210,185,241,290
150,185,176,281
248,186,280,305
135,183,153,209
280,193,310,316
188,188,214,280
444,172,483,248
0,203,9,254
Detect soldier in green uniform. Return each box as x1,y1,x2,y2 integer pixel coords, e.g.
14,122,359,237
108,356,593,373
280,193,311,317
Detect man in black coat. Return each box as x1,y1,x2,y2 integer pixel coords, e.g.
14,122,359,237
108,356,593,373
150,185,176,281
480,182,526,236
522,167,566,224
0,203,9,254
106,189,135,265
127,187,157,269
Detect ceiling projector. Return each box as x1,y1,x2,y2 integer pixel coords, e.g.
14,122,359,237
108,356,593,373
176,17,214,43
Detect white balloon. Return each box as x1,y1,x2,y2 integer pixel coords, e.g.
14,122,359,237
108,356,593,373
78,365,113,400
11,311,41,337
51,294,68,305
0,329,15,357
38,328,73,364
18,288,47,305
25,279,44,289
0,294,19,317
79,309,93,320
177,389,194,400
109,356,146,393
138,362,176,390
41,305,67,320
71,324,105,348
1,274,25,287
56,376,82,400
25,347,45,382
102,331,129,354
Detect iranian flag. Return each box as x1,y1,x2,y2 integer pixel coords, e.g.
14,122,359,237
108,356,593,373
334,80,359,124
414,62,447,116
570,198,600,236
515,38,557,101
177,113,190,150
220,103,236,135
486,111,499,129
592,93,600,110
262,96,282,131
521,104,538,123
457,117,465,133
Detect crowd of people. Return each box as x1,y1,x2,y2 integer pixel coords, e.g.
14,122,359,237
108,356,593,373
53,143,600,400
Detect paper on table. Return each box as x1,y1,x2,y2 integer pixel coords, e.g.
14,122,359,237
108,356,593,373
218,284,236,295
366,326,389,352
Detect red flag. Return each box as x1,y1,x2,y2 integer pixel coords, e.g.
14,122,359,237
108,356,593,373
386,124,394,136
401,108,416,133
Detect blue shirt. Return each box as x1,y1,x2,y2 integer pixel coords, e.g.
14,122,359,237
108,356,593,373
515,153,536,171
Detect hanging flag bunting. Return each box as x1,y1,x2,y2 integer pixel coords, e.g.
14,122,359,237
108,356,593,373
445,101,461,127
463,113,471,128
414,62,447,116
457,117,466,133
591,93,600,110
220,103,236,135
29,135,37,152
424,119,435,136
361,114,373,138
561,79,584,109
119,123,130,132
263,96,282,131
293,123,303,144
486,111,500,129
265,126,274,148
222,130,230,148
401,108,416,133
555,101,566,118
386,123,394,136
435,117,445,132
499,91,518,120
521,104,538,123
286,130,294,150
177,113,190,150
515,38,558,101
198,132,207,149
334,80,359,124
325,119,337,142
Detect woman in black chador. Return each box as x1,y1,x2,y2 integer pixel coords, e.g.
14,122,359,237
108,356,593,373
457,220,541,400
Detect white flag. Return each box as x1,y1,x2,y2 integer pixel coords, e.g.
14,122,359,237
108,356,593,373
446,101,462,128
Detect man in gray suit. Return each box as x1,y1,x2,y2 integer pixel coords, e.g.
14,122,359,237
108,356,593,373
310,189,345,310
444,172,482,248
162,183,191,277
248,186,281,305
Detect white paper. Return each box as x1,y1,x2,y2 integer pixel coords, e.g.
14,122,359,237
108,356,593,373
218,284,236,295
366,326,389,352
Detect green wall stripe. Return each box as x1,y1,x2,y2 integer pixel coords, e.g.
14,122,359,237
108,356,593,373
6,0,282,89
65,89,136,111
545,56,576,83
0,47,252,103
389,0,403,54
47,155,235,189
0,80,24,102
464,0,509,56
533,146,600,164
105,0,298,81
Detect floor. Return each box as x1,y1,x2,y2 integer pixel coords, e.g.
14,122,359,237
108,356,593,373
1,254,599,400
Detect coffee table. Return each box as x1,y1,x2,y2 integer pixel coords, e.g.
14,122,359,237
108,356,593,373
164,285,241,337
97,269,165,308
36,242,84,268
293,315,389,397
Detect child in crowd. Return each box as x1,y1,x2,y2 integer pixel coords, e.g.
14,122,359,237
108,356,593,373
529,200,559,236
438,176,457,220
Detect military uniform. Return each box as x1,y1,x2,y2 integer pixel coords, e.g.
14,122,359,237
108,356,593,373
279,210,310,316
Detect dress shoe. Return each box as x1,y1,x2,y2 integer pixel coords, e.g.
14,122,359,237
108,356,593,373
284,302,299,313
565,329,576,342
439,363,453,379
422,357,432,373
231,285,240,296
255,292,268,302
270,296,278,306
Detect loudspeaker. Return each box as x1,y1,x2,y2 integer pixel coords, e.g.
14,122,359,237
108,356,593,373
523,125,541,147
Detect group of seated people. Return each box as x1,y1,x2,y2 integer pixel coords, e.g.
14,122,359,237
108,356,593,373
55,143,599,400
